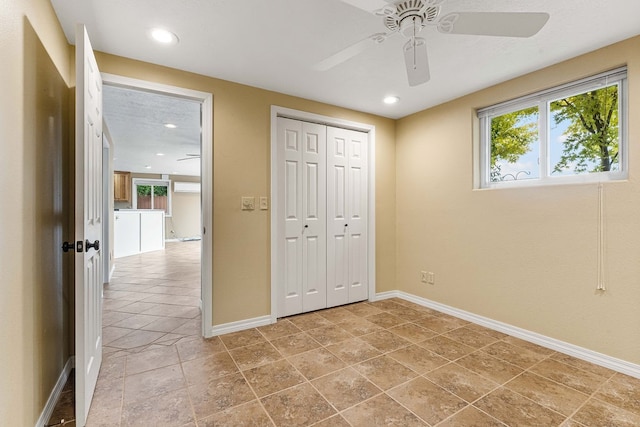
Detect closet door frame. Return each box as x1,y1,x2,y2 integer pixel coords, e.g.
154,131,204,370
270,106,376,323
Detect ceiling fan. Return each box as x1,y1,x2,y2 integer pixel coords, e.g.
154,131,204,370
177,153,200,161
316,0,549,87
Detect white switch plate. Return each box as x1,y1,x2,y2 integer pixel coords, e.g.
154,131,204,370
259,197,268,210
241,197,255,210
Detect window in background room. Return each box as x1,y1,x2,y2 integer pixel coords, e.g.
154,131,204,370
478,67,627,188
133,179,171,215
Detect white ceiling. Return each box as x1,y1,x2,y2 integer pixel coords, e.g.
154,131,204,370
52,0,640,120
103,86,202,176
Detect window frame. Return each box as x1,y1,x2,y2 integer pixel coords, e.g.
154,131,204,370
478,67,628,189
132,178,172,216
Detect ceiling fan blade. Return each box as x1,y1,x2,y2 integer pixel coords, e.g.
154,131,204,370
314,32,390,71
437,12,550,37
403,37,430,87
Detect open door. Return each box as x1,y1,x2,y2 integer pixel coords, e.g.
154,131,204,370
74,24,103,426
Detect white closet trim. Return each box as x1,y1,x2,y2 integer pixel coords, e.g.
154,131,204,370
270,106,376,323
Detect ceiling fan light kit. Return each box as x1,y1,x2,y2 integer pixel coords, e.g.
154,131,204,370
319,0,549,87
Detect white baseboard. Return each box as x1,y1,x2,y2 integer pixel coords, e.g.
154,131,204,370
374,291,640,379
210,315,273,336
35,357,74,427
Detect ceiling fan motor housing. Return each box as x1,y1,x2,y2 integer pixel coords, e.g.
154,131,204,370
384,0,440,37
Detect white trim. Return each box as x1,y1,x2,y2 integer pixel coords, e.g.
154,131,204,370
35,357,74,427
210,315,272,336
270,106,376,323
377,291,640,379
101,73,214,339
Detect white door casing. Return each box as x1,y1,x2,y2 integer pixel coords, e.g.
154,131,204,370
327,127,368,307
75,24,103,427
277,118,327,316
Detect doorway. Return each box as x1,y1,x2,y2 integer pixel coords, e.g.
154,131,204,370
101,73,213,336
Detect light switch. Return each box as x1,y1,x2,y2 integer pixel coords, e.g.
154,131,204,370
241,197,255,210
259,197,269,210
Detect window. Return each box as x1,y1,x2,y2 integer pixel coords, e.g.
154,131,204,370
478,67,627,188
132,179,172,216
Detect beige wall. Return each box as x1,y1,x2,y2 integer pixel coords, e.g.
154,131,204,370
167,175,201,239
396,36,640,364
0,0,72,424
94,52,398,325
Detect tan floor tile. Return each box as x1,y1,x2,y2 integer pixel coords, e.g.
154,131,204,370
270,332,321,356
341,393,426,426
288,347,347,380
359,330,411,353
121,388,194,427
171,318,201,336
414,315,467,334
572,398,640,427
367,299,405,311
102,310,134,327
312,414,351,426
335,317,384,336
501,336,556,357
354,355,417,390
261,383,336,427
111,313,159,329
475,387,566,427
389,376,467,425
456,352,523,384
112,301,159,314
125,345,180,376
482,341,548,369
219,329,267,350
463,323,509,340
141,304,200,319
103,326,134,345
506,372,589,416
230,341,283,370
365,312,406,328
287,312,334,331
551,353,616,379
388,344,448,374
141,316,189,333
385,306,427,322
438,406,505,427
325,337,381,365
317,307,361,323
529,358,608,395
243,359,305,397
426,363,498,403
343,302,383,317
182,351,238,386
197,400,274,427
305,324,353,346
419,335,476,361
108,329,166,349
188,372,255,420
444,327,500,349
176,336,226,362
388,323,437,343
257,319,302,340
313,367,381,411
98,355,126,380
123,364,186,403
594,373,640,417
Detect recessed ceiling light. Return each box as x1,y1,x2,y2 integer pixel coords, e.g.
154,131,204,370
164,123,177,129
150,28,179,45
383,96,400,105
156,153,165,156
145,165,152,169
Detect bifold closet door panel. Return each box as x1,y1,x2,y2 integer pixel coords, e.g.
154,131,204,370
326,126,368,308
277,117,327,317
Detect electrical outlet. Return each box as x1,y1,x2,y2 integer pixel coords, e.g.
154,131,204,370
420,271,428,283
427,272,435,285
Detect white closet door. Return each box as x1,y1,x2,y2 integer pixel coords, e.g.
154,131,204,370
327,126,368,307
277,118,327,316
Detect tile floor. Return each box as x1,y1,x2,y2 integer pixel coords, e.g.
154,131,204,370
63,241,640,426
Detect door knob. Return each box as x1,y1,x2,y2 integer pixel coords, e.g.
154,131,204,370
86,239,100,251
